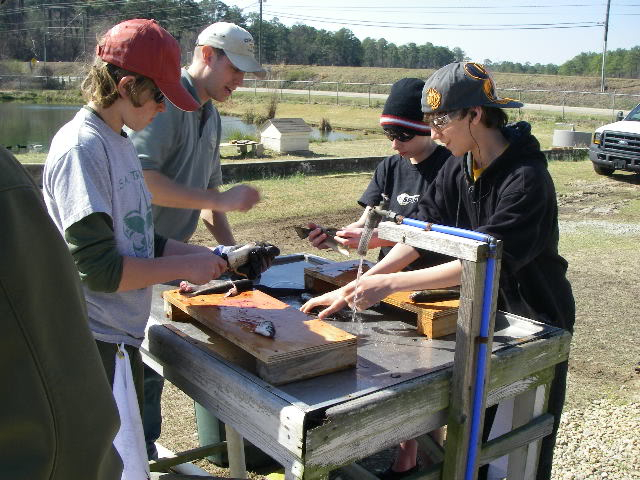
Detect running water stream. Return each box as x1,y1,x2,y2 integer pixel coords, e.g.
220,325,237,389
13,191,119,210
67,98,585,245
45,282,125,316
351,205,377,323
350,256,366,323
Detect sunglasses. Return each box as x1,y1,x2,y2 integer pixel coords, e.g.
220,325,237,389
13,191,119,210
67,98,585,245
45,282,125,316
430,111,460,131
383,129,416,143
152,87,165,104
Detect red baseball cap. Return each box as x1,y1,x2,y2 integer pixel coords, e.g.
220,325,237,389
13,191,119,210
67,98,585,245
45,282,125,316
97,19,199,112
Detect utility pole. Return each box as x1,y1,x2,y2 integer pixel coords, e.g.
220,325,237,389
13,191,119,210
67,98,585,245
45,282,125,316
43,5,47,70
82,12,86,56
258,0,263,65
600,0,611,93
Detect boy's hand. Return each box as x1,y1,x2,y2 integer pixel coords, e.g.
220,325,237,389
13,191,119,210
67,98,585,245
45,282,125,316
182,252,228,285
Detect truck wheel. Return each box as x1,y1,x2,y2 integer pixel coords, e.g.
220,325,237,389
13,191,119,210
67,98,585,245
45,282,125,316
593,164,615,176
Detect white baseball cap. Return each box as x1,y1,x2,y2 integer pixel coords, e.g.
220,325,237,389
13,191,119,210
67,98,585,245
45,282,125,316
197,22,266,79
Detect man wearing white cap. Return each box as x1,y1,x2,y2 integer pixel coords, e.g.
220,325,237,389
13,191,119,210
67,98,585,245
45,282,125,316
129,22,267,460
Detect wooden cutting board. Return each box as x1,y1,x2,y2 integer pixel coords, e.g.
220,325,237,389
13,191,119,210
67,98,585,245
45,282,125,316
162,288,357,385
303,258,374,293
304,260,459,339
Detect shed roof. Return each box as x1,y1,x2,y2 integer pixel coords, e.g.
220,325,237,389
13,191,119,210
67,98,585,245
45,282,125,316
260,118,312,133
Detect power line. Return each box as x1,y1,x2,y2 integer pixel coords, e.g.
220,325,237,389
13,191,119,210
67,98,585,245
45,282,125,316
257,3,607,9
263,10,603,30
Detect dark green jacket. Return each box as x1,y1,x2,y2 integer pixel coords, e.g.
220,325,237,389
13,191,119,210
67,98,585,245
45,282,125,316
0,146,122,479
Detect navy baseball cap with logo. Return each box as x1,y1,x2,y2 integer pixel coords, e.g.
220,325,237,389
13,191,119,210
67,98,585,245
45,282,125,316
421,62,523,114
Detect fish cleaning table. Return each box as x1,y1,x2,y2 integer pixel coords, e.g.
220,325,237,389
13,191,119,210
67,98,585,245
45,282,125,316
142,254,571,480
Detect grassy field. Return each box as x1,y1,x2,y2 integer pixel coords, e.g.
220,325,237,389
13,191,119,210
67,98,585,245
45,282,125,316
5,60,639,93
3,59,639,110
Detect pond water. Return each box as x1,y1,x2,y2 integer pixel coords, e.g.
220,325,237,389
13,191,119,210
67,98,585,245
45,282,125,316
0,103,353,152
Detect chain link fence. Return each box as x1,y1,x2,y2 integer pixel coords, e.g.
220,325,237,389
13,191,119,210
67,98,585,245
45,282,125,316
241,79,640,113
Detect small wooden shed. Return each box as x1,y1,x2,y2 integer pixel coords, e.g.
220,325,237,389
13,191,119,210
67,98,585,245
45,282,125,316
259,118,312,153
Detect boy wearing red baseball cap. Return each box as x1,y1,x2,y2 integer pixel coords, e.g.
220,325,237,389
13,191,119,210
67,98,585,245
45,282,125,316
42,19,229,477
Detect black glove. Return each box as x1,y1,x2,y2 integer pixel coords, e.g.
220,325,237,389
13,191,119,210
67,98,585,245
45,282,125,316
236,242,280,280
215,242,280,280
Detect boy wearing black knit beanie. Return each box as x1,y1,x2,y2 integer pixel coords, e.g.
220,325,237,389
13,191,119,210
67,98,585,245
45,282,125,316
306,78,452,271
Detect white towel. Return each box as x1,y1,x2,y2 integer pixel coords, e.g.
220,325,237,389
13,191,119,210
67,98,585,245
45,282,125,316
112,344,151,480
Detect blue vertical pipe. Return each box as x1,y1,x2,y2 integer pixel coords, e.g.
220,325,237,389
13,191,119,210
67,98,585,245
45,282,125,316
464,248,496,480
395,216,497,479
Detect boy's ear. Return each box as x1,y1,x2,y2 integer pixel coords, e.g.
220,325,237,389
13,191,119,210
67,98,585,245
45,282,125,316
469,106,482,123
117,75,137,99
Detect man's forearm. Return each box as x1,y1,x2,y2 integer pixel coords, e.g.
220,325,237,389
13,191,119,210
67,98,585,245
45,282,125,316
201,210,235,245
143,170,221,210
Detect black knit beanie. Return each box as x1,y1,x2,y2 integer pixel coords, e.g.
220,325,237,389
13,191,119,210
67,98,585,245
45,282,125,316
380,77,430,135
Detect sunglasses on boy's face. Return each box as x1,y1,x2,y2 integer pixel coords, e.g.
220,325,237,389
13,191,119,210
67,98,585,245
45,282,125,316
429,111,461,131
383,129,416,143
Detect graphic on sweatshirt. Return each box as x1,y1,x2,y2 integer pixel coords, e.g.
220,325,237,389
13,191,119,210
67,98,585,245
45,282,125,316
397,193,420,206
123,192,154,258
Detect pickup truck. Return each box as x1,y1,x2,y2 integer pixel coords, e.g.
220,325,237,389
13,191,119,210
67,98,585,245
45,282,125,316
589,103,640,175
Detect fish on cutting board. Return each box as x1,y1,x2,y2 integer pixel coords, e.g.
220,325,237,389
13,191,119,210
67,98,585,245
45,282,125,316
253,320,276,338
179,279,253,297
177,280,276,337
409,287,460,303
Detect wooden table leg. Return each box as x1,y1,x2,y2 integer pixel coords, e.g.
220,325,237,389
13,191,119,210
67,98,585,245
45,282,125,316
508,383,547,479
224,424,247,479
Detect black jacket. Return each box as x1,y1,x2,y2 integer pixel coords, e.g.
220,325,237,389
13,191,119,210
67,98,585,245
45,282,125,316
418,122,575,331
359,146,452,270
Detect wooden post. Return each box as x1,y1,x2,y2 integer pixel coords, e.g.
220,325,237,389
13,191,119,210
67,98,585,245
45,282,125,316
377,223,503,480
225,424,247,479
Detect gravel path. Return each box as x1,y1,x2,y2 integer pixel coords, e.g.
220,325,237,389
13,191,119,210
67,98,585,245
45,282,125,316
559,220,640,235
552,400,640,480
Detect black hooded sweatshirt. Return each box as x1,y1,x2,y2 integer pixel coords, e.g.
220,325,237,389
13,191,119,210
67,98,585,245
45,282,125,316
417,122,575,332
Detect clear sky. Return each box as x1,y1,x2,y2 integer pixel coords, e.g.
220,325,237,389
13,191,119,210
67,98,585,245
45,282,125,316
224,0,639,65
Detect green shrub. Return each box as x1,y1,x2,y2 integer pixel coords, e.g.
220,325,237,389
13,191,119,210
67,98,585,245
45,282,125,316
284,68,314,82
242,110,256,124
266,94,278,119
225,129,258,142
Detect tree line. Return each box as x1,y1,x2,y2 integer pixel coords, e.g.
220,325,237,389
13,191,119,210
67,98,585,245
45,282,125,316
1,0,638,78
483,46,640,79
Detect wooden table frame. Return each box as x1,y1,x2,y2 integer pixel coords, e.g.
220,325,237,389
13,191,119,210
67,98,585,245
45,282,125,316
142,222,571,479
143,320,569,480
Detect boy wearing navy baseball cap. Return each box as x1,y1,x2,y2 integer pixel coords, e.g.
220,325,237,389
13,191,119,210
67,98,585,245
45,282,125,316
420,61,573,480
302,62,574,480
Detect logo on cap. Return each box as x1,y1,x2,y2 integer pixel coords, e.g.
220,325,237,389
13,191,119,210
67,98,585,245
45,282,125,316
463,62,489,80
425,87,442,111
464,62,516,106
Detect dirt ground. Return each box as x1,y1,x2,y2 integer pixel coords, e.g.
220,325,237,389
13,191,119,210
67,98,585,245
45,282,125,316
160,165,640,479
